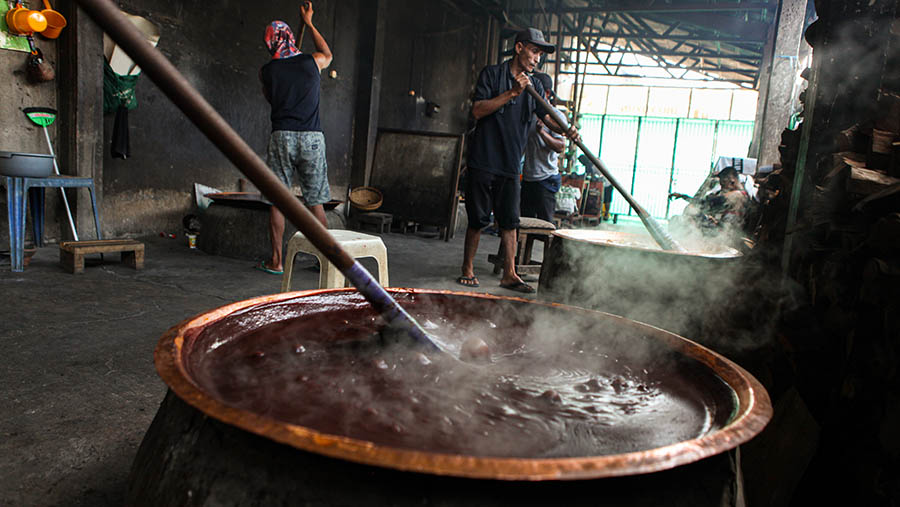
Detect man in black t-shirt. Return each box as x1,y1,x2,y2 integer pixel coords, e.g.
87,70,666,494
257,2,333,275
458,28,578,293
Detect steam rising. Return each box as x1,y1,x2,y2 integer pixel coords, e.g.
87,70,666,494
542,227,800,358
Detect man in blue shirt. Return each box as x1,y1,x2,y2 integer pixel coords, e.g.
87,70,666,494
458,28,577,293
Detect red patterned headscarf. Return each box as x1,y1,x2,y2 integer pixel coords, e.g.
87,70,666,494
265,21,301,59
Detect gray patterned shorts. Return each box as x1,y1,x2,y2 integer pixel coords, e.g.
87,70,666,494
266,130,331,206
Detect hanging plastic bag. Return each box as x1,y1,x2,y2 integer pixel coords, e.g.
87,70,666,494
103,61,139,158
101,11,159,159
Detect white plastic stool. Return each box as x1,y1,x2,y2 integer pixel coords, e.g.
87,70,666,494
281,229,389,291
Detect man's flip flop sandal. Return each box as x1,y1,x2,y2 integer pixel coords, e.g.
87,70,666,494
456,276,480,288
255,261,283,275
500,281,535,294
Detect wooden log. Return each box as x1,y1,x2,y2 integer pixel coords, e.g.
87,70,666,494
834,125,861,152
866,213,900,255
848,167,900,195
875,94,900,134
834,152,868,169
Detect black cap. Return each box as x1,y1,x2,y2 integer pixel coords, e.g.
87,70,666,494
533,72,554,94
515,28,555,54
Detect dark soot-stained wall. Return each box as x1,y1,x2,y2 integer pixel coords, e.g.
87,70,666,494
379,0,482,135
6,0,488,239
101,0,359,235
0,8,61,246
99,0,485,236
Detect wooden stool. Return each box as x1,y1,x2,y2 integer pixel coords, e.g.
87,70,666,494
354,212,393,233
60,239,145,274
487,217,556,276
399,220,418,234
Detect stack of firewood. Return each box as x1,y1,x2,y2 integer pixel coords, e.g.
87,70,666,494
744,1,900,503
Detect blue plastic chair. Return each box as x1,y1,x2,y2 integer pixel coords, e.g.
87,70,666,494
5,175,103,272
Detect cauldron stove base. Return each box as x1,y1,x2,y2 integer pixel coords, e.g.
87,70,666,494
126,390,743,507
539,229,742,345
139,289,770,505
198,202,345,261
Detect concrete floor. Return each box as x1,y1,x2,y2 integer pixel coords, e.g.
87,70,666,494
1,222,578,506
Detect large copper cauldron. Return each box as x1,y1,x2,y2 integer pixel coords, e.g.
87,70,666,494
132,289,770,505
539,229,743,345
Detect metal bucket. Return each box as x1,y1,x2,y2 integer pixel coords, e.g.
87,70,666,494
0,151,54,178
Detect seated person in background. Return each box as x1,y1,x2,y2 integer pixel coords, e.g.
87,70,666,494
555,184,581,217
702,166,750,228
670,166,750,243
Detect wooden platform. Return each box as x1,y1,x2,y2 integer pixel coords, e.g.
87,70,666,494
59,239,145,274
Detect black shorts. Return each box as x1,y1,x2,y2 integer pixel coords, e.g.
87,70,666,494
465,168,520,230
521,180,556,223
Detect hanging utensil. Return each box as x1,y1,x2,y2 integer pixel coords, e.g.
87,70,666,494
5,0,46,34
4,1,24,31
39,0,67,39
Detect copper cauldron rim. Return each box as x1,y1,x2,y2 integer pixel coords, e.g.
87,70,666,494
154,288,771,481
552,228,742,259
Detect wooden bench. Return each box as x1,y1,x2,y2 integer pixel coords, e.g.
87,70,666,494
59,239,145,274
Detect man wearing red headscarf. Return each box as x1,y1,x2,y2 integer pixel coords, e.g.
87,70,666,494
257,2,333,275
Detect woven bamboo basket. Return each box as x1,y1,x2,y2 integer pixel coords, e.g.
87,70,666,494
349,186,383,211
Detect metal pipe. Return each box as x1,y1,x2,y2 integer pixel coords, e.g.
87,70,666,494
75,0,439,351
512,5,776,16
553,8,561,93
540,32,766,45
629,116,643,205
665,118,682,218
525,84,685,252
782,60,818,273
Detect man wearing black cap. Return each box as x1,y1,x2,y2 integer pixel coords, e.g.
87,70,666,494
457,27,578,294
